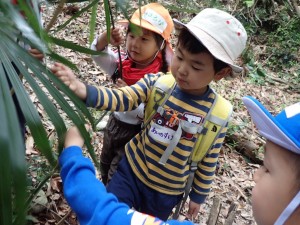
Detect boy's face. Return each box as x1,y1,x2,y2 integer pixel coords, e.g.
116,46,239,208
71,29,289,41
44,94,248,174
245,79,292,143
171,44,228,96
252,141,299,225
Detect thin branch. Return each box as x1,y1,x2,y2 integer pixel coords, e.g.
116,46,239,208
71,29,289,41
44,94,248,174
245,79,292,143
108,0,123,80
290,0,300,17
45,0,68,32
57,208,73,225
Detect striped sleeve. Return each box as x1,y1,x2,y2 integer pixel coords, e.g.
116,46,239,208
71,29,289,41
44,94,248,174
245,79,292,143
189,125,228,204
85,74,161,111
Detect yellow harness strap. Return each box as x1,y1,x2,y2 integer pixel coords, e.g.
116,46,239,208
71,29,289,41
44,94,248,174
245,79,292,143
143,74,176,128
173,95,232,219
191,94,233,162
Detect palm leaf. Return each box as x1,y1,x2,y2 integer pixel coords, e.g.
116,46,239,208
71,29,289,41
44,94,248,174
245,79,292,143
103,0,111,42
1,23,97,164
0,42,57,167
0,63,27,225
89,1,98,44
53,0,99,33
49,36,103,55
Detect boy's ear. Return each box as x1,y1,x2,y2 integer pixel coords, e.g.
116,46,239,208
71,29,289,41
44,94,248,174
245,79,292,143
214,67,232,81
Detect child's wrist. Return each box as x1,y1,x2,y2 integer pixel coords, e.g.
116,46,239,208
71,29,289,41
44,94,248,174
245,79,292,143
95,34,108,51
75,81,87,100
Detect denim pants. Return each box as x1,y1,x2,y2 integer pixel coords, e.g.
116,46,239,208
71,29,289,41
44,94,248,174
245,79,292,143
107,156,183,220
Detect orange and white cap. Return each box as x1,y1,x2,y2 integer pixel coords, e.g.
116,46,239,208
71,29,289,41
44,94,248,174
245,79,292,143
119,3,174,65
119,3,174,42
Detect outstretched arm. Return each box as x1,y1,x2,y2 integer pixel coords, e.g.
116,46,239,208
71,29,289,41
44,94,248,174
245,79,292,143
50,63,87,100
60,127,195,225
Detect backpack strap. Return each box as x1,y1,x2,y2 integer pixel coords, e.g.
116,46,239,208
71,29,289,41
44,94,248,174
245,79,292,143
142,74,176,129
191,93,233,162
172,93,233,219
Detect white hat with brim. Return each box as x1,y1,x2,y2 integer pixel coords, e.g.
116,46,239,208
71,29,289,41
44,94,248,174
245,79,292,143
173,8,247,73
242,96,300,154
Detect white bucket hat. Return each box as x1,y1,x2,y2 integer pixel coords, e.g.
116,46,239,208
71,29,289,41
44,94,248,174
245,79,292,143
174,8,247,73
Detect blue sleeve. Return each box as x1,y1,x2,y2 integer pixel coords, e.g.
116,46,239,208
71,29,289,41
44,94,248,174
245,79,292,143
59,146,195,225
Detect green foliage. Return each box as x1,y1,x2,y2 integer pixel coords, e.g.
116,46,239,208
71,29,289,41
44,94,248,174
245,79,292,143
239,0,300,81
244,0,254,7
265,16,300,74
247,62,267,85
254,146,264,161
0,0,98,224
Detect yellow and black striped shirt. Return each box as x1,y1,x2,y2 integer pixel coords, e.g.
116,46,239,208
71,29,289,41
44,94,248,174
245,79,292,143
86,73,228,204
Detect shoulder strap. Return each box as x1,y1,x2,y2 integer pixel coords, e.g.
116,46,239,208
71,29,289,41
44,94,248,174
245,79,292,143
142,74,176,129
172,92,233,220
191,93,233,162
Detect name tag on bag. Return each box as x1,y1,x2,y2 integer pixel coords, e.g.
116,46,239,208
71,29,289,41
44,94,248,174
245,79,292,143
148,123,175,144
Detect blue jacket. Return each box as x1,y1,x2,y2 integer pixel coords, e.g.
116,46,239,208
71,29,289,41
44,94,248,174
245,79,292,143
59,146,195,225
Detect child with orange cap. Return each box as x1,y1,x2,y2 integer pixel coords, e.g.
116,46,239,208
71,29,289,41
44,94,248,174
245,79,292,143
90,3,174,185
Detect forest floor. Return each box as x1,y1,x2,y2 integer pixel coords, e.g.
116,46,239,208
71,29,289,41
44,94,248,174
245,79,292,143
25,1,300,225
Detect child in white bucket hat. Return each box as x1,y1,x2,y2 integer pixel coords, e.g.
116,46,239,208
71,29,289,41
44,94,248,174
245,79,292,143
243,96,300,225
51,8,248,220
174,8,247,73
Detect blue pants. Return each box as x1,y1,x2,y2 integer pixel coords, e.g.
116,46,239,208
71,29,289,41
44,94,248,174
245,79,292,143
107,156,183,220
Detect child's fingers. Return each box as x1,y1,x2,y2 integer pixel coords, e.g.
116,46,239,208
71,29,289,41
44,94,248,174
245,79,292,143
84,124,91,131
111,28,124,45
50,63,69,76
50,63,62,73
64,124,91,148
53,62,67,70
32,54,44,61
116,78,127,87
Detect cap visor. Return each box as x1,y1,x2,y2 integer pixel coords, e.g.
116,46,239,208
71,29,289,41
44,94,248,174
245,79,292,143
118,18,163,37
242,96,300,153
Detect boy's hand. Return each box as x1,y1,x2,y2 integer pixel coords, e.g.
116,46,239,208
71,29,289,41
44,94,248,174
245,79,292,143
50,62,87,100
64,125,91,148
186,200,201,221
29,48,44,61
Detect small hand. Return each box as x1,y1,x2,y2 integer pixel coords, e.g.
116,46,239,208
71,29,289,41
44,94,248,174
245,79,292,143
186,200,201,221
51,62,76,91
50,62,86,99
64,125,91,149
110,27,124,47
29,48,44,61
115,78,127,88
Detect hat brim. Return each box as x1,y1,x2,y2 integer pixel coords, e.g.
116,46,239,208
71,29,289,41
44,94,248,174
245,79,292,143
173,19,243,73
119,19,164,40
242,96,300,153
